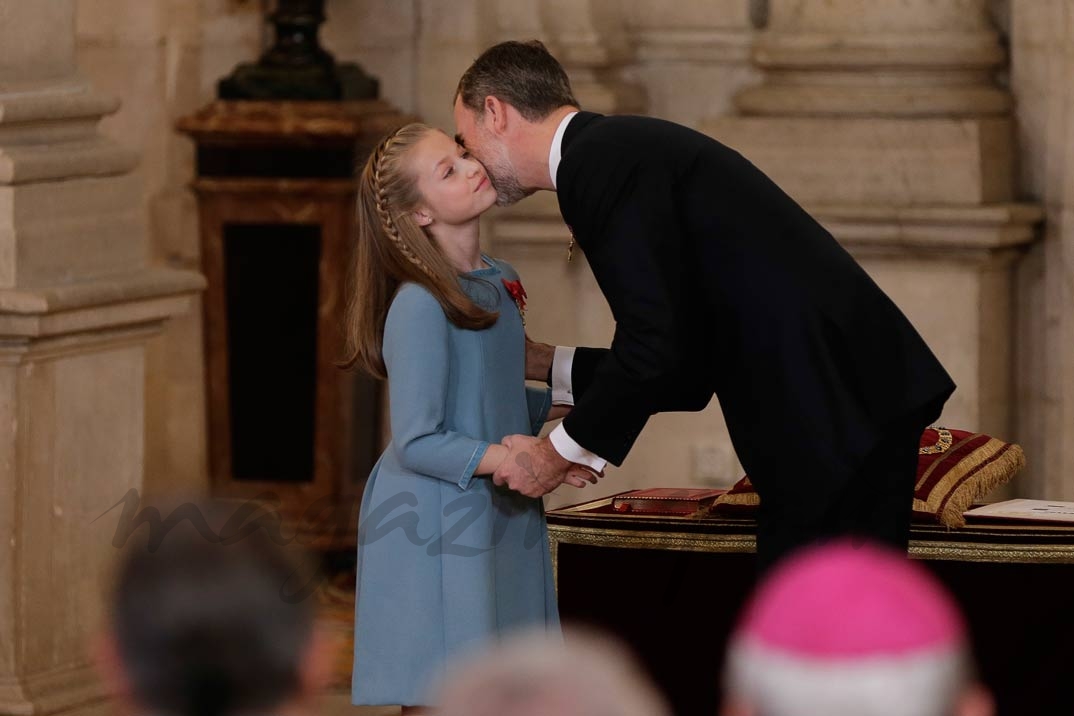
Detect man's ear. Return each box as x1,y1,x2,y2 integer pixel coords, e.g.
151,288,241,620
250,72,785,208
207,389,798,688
483,95,509,135
412,206,433,227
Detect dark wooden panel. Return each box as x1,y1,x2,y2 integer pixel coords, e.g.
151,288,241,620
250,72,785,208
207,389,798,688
550,499,1074,716
176,99,414,548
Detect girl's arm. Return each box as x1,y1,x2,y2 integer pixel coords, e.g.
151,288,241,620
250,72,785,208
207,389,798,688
475,443,508,475
384,285,491,490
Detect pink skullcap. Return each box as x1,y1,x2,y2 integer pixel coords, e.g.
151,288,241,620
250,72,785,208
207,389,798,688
734,541,965,658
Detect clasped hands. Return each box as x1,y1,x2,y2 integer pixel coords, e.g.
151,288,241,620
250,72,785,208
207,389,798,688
491,434,603,498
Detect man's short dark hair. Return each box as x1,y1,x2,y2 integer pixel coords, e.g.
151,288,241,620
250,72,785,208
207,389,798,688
110,511,315,716
456,40,578,121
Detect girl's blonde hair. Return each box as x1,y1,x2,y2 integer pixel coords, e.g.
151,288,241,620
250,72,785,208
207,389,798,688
340,123,498,378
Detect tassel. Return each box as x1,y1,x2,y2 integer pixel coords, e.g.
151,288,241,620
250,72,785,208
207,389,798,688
932,443,1026,528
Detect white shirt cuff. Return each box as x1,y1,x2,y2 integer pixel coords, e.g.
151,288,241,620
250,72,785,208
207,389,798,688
551,346,576,405
549,424,608,473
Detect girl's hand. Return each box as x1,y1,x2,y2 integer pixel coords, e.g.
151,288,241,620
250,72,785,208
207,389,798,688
476,443,510,476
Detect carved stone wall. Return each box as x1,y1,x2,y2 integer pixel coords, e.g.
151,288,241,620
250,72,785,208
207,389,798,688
1,1,203,714
1009,0,1074,499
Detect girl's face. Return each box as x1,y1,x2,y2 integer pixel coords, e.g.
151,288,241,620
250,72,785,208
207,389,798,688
410,129,497,229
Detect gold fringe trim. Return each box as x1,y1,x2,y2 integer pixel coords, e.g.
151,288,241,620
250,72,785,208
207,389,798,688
714,492,760,508
913,442,1026,528
715,441,1027,528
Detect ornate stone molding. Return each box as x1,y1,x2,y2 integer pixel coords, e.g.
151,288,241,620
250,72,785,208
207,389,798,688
625,0,755,65
0,81,137,184
631,29,753,65
814,204,1042,258
0,269,204,340
738,0,1010,117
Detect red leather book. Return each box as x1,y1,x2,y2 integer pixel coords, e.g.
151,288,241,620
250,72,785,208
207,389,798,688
611,488,727,515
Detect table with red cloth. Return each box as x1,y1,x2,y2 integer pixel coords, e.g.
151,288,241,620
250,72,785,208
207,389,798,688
547,496,1074,716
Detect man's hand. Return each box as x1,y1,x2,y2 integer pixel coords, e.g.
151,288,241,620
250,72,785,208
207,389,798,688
525,335,555,383
493,435,602,497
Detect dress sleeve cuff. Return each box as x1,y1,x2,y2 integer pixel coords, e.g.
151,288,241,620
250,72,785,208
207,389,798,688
551,345,576,405
457,441,490,491
549,424,607,473
531,388,553,436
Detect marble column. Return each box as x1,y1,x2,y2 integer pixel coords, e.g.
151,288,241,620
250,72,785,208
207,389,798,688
0,1,204,714
704,0,1041,466
1009,0,1074,500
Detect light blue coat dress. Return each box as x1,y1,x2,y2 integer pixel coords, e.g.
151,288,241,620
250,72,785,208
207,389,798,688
351,256,560,707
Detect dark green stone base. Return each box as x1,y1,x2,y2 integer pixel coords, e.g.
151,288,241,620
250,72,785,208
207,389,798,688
218,62,378,101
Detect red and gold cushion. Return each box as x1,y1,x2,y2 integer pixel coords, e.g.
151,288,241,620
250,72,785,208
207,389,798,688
711,427,1026,528
911,427,1025,527
710,475,761,511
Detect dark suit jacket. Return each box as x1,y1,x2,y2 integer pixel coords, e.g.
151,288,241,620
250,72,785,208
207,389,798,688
556,112,955,516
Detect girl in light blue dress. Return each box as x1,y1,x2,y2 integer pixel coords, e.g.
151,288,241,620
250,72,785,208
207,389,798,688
340,124,592,713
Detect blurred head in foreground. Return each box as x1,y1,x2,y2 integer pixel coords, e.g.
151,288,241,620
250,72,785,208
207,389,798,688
433,627,671,716
723,541,993,716
94,500,329,716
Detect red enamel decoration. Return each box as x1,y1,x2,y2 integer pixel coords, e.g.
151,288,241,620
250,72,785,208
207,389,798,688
501,278,527,323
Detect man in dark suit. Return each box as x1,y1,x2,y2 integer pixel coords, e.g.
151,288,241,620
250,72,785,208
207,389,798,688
453,40,955,569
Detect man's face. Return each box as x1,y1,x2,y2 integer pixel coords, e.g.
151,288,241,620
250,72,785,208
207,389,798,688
453,95,533,206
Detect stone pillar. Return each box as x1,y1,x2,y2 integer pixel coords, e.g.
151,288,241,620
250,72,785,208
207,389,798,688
704,0,1041,468
0,1,203,714
1009,0,1074,499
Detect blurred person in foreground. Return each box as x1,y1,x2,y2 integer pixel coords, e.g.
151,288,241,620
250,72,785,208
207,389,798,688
432,627,671,716
93,503,332,716
723,541,993,716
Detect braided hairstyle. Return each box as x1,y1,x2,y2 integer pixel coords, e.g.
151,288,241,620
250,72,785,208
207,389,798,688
340,123,499,378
